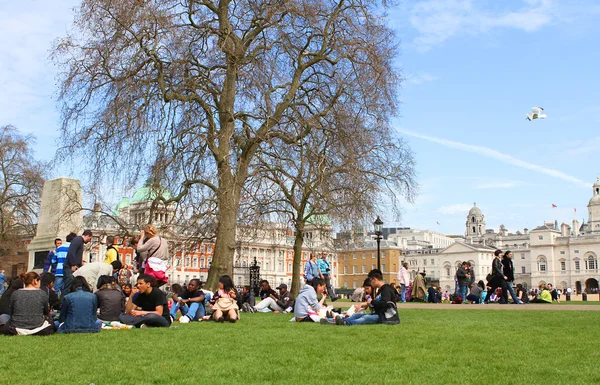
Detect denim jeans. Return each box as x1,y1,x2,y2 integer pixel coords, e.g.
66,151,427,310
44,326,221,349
343,313,379,326
506,283,521,303
61,268,74,300
459,285,468,302
170,301,206,321
58,320,102,333
54,276,64,294
400,284,407,303
119,313,170,328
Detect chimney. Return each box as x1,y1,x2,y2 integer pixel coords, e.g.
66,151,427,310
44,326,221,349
560,223,570,237
572,220,579,237
523,228,528,235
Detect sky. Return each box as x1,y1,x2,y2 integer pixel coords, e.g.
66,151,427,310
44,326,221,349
1,0,600,235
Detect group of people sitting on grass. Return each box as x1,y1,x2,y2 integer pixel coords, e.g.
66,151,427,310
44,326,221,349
293,269,400,326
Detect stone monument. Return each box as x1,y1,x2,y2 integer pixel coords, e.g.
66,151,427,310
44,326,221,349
27,177,83,270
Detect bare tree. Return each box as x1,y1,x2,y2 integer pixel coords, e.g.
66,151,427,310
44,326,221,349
52,0,400,289
0,125,46,256
258,108,416,295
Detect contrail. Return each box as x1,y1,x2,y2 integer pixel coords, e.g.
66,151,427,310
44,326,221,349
396,128,589,188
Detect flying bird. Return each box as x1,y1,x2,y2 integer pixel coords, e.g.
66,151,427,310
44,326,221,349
526,107,547,121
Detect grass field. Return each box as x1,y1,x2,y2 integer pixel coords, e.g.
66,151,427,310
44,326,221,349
1,308,598,385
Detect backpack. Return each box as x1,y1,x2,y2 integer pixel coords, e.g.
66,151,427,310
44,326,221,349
118,268,131,286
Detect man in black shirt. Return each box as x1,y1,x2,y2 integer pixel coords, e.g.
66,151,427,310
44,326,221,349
254,283,295,313
62,230,93,299
171,278,206,323
258,280,277,300
119,275,171,328
334,269,400,326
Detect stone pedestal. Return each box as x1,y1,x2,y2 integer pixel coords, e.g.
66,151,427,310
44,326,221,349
27,177,83,270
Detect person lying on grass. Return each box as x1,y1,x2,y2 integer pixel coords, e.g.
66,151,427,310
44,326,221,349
119,274,171,328
332,269,399,326
210,275,239,323
294,278,327,322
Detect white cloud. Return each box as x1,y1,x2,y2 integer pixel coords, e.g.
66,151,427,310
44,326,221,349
409,0,555,52
475,181,519,190
405,72,439,85
396,128,589,188
437,203,473,215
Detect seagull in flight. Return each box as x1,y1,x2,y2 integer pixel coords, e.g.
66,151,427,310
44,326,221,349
526,107,547,121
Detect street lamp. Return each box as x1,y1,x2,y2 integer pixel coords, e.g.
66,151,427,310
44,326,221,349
374,216,383,271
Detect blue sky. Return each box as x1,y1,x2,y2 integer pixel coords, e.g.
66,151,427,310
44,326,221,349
1,0,600,235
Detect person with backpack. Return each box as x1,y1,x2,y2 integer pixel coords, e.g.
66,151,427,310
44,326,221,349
104,236,119,264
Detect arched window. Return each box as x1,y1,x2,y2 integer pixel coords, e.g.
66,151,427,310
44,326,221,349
444,262,451,277
586,255,597,270
472,217,475,223
537,256,547,272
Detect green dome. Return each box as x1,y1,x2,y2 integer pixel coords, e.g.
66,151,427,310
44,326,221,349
130,186,172,203
115,197,130,211
307,214,332,226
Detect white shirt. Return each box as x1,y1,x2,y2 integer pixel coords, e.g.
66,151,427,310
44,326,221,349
73,262,113,291
397,267,410,285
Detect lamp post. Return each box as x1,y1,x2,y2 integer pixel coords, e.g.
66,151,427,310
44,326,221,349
374,216,383,271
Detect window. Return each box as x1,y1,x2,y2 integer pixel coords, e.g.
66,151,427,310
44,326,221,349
537,257,547,272
586,256,597,270
193,257,198,267
382,252,386,259
362,265,366,273
344,266,348,274
423,259,427,266
521,253,525,259
575,260,580,271
344,281,348,288
353,281,357,289
431,259,435,265
446,267,451,276
353,266,357,274
344,254,348,260
538,236,543,240
575,250,580,254
372,252,375,259
521,266,526,273
362,252,366,259
372,264,376,270
560,251,565,255
288,263,292,272
200,257,205,268
382,264,386,272
560,261,566,271
185,257,190,267
353,253,357,260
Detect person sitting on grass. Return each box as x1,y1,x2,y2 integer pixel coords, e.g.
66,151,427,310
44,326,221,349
466,281,486,304
516,284,529,304
294,278,327,322
238,286,256,312
254,283,294,313
427,285,440,303
209,275,239,323
341,278,373,318
0,278,23,325
171,278,206,323
119,274,171,328
96,275,126,324
530,284,552,304
334,270,399,326
40,273,61,313
547,283,560,303
58,276,103,333
258,280,277,301
0,272,55,336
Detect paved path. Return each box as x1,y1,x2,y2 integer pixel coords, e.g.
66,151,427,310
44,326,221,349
393,303,600,311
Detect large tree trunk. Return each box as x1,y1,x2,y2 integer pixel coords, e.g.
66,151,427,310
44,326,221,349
291,221,305,298
205,173,242,290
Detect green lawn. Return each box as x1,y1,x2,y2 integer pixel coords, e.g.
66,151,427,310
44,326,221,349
1,309,598,385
